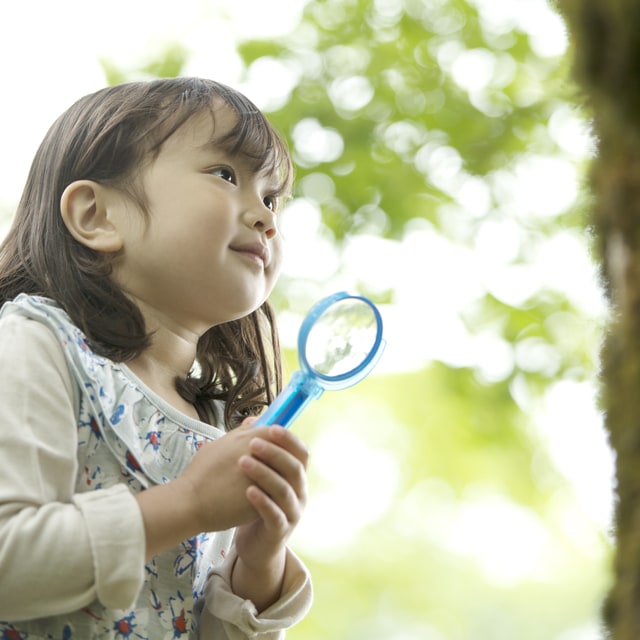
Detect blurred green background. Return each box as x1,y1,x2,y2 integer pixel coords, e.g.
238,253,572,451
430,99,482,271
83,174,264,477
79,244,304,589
0,0,613,638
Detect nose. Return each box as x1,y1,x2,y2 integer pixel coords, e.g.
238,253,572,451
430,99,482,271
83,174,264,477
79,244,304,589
243,201,277,239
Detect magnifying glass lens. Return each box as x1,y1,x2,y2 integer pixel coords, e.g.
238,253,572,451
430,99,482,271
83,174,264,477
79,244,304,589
305,298,379,376
255,292,385,428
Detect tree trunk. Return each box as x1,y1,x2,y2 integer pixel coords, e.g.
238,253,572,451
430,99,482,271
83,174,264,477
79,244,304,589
557,0,640,636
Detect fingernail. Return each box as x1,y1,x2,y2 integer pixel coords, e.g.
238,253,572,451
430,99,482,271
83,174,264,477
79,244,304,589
250,438,266,452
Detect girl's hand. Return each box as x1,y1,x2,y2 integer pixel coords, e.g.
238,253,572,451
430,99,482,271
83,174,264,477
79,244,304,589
136,422,278,560
231,423,309,610
178,422,281,531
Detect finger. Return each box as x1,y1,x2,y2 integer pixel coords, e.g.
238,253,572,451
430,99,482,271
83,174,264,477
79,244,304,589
262,425,310,468
237,418,268,434
248,438,307,498
240,452,300,507
237,419,280,444
239,454,306,522
245,485,290,536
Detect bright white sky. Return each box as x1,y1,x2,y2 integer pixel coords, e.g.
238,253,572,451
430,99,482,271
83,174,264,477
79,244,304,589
0,0,300,206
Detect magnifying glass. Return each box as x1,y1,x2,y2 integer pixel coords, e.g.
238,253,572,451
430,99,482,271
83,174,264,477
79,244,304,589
255,291,386,429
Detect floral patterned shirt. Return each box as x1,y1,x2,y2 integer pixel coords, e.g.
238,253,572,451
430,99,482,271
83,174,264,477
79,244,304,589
0,295,311,639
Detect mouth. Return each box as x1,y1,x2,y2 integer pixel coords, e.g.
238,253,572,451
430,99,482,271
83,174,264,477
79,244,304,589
230,242,270,269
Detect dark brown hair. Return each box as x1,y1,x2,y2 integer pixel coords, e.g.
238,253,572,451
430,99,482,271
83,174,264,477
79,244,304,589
0,77,292,428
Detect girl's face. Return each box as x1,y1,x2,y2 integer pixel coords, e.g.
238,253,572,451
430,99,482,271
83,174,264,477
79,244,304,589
109,105,285,334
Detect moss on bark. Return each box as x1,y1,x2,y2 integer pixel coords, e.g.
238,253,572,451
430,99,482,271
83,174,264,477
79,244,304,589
557,0,640,635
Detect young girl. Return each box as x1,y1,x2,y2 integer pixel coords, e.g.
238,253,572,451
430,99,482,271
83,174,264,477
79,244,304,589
0,77,312,639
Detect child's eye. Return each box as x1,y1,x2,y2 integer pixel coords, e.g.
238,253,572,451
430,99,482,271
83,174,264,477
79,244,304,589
263,195,277,211
210,166,236,183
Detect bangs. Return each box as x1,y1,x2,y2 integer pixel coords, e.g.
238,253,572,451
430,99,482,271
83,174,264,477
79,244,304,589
141,79,293,198
211,93,293,198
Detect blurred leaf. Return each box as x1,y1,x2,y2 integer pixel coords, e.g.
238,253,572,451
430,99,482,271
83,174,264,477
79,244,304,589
106,1,611,635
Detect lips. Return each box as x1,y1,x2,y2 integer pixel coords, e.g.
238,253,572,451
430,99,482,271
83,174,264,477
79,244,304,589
230,242,270,268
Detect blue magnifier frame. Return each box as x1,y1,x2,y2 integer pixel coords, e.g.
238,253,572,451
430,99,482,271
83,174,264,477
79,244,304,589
255,291,385,429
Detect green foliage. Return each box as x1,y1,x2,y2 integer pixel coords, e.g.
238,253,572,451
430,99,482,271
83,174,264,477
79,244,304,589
238,0,574,241
286,365,610,639
236,0,610,637
99,0,611,635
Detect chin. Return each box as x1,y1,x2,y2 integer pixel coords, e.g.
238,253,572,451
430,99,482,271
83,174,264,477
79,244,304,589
227,297,268,323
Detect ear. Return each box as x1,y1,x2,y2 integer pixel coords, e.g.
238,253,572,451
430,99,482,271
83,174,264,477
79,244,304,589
60,180,124,253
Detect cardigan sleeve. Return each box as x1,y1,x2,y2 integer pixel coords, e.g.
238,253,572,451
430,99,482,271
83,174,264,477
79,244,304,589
0,314,145,620
199,545,313,639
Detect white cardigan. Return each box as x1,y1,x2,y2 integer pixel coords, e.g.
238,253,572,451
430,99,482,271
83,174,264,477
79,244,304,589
0,296,311,638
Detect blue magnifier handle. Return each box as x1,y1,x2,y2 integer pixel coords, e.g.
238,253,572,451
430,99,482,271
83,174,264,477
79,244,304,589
254,370,324,429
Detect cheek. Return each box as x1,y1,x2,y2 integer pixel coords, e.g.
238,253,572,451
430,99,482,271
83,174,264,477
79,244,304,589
269,240,285,278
